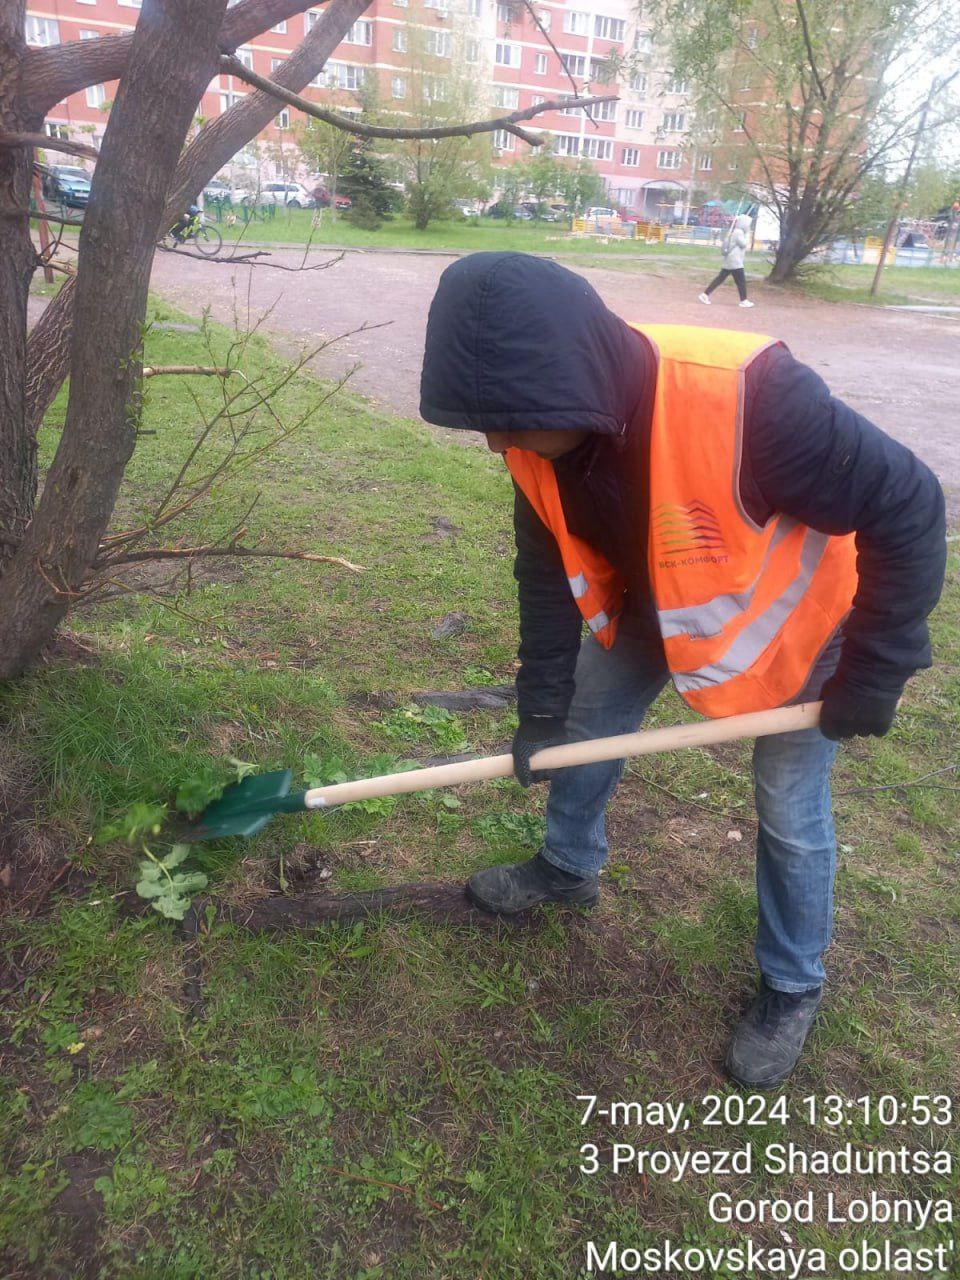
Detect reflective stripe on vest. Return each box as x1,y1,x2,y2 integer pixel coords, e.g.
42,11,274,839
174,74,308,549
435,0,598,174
506,447,624,649
672,526,830,692
504,324,858,717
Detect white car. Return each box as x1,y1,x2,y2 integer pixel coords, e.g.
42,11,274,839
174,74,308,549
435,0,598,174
254,181,315,208
584,206,620,220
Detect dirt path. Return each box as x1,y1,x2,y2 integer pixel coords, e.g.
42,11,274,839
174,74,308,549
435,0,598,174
148,247,959,502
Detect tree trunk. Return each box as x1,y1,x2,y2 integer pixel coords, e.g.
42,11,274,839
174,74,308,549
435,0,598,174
0,4,41,566
23,0,373,435
767,214,814,283
0,0,229,679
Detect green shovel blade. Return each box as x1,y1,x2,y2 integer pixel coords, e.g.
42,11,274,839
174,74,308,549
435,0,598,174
180,768,297,841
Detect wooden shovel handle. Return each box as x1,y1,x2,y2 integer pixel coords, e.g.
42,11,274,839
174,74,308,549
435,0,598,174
303,701,822,809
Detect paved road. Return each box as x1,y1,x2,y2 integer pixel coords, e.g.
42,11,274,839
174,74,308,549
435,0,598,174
148,247,959,504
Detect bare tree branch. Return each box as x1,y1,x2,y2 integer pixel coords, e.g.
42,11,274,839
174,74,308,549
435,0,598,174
96,543,364,573
794,0,827,101
218,54,615,144
143,365,238,378
1,133,100,161
518,0,598,128
155,241,346,272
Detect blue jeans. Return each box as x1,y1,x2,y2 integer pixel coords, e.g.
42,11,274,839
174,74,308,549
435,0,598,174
543,612,840,992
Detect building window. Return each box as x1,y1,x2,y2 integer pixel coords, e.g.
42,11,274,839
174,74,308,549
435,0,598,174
589,57,616,83
495,86,520,109
662,111,685,131
593,14,625,40
86,83,106,108
539,9,552,30
630,72,647,93
394,0,408,7
424,0,450,10
272,20,286,32
560,53,585,76
698,154,713,170
562,10,589,35
423,76,446,101
496,2,512,20
271,58,284,73
235,47,254,70
323,62,366,91
733,112,746,132
467,0,481,13
665,74,688,94
747,26,758,47
582,138,612,160
118,0,142,6
553,134,581,156
80,29,99,40
44,122,71,140
393,28,407,51
625,108,643,128
306,10,320,29
495,42,520,66
219,91,243,113
622,147,640,166
391,75,406,98
590,97,617,122
345,19,372,45
76,0,96,5
531,95,545,105
492,129,516,151
535,52,548,74
633,31,652,54
426,29,451,55
466,38,480,62
277,109,290,129
657,149,681,168
25,16,61,45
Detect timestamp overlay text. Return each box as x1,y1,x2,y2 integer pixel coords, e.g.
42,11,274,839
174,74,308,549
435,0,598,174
577,1092,956,1276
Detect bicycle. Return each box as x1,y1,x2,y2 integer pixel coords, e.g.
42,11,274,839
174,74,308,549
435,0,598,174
160,208,222,257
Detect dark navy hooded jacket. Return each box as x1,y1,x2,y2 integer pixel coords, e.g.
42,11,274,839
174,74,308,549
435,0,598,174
420,253,946,720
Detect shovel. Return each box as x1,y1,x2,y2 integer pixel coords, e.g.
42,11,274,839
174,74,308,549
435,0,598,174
179,701,823,842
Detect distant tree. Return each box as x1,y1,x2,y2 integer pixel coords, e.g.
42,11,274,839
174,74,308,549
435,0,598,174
389,26,490,230
339,137,398,217
556,159,606,216
521,148,564,218
648,0,960,281
296,117,355,217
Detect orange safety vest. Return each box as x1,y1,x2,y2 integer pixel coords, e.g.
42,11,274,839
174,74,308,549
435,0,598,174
506,323,858,717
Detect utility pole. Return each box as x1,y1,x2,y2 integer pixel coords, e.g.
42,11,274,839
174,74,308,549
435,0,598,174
870,80,937,297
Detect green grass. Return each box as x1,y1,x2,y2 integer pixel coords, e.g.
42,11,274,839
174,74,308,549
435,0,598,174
1,302,958,1277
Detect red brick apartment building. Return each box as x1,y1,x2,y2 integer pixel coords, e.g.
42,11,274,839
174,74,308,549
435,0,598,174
27,0,715,217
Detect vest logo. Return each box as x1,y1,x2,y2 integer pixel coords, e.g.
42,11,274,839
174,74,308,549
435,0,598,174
653,501,727,555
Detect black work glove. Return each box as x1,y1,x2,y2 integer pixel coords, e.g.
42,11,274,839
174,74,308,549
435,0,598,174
818,676,899,742
512,714,566,787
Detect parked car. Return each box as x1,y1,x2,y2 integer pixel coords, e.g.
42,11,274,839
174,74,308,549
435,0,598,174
41,164,92,209
451,198,481,217
485,201,533,220
520,201,559,221
311,185,352,210
583,206,619,221
202,178,234,203
255,181,316,208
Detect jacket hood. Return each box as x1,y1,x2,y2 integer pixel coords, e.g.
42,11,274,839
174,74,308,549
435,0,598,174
736,214,752,231
419,252,643,435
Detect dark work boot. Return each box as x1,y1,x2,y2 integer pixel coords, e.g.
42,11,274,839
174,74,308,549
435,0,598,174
466,852,599,915
724,978,822,1089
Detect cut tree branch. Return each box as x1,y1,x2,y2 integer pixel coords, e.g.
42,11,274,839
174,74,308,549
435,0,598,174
142,365,237,378
96,543,364,573
217,54,615,144
1,132,100,162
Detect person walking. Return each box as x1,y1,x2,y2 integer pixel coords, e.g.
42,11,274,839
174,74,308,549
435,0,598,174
419,252,946,1088
699,213,754,307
